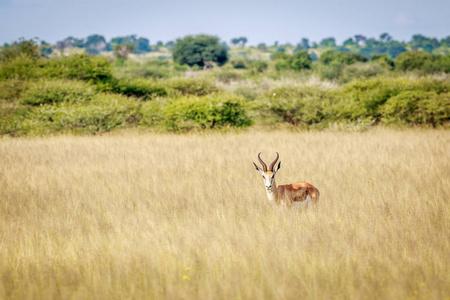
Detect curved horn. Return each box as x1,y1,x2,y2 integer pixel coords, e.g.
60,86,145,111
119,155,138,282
269,152,279,171
258,152,268,172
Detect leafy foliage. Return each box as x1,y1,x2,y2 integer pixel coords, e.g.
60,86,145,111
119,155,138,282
113,44,135,59
395,51,433,71
247,61,268,73
274,50,312,71
109,35,151,53
20,80,96,106
382,91,450,127
0,38,43,62
114,60,174,79
1,94,140,136
229,58,247,69
395,51,450,73
319,50,368,65
163,77,218,96
172,35,228,67
96,78,167,99
265,86,334,127
43,54,114,82
163,94,251,131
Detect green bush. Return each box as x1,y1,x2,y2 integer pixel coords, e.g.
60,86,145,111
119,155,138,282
370,54,394,68
114,60,174,79
289,50,312,70
0,55,44,79
423,54,450,73
339,62,387,83
1,94,140,136
43,54,113,83
163,77,218,96
20,80,96,106
265,86,335,127
172,35,228,67
0,38,42,62
0,54,113,82
213,69,242,83
317,50,369,80
96,78,167,99
140,100,164,126
317,61,344,81
0,79,29,102
274,51,312,72
248,61,268,73
382,91,450,127
163,93,251,131
393,51,450,73
230,58,247,69
395,51,432,72
337,77,450,121
271,52,289,61
319,50,368,65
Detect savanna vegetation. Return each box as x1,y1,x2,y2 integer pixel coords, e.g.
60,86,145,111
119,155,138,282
0,130,449,299
1,34,449,300
0,36,449,137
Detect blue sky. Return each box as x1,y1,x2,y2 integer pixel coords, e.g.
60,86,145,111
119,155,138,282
0,0,449,45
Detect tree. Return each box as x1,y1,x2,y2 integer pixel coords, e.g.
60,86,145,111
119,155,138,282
441,36,450,46
387,45,407,58
85,34,107,54
410,34,440,53
221,42,230,51
319,50,367,65
354,34,367,46
380,33,392,43
271,52,289,61
257,43,267,51
57,36,84,49
110,35,150,54
86,35,106,48
0,38,42,62
231,37,248,47
319,37,336,48
273,51,312,71
395,51,433,71
135,38,150,53
289,50,312,70
113,43,135,59
40,41,53,57
294,38,310,51
172,35,228,67
343,38,355,46
240,36,248,47
165,41,175,49
371,54,394,68
231,38,240,46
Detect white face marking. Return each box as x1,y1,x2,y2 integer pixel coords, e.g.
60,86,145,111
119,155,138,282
262,173,275,190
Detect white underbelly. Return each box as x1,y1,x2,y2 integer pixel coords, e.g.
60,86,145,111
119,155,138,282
293,195,311,208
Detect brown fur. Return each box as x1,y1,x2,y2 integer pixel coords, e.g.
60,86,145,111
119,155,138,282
277,182,320,204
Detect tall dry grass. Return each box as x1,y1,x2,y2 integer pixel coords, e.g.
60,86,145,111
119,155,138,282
0,129,449,299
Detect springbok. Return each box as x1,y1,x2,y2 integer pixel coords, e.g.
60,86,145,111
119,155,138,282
253,152,320,208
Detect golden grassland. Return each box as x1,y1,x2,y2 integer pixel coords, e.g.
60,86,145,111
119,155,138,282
0,129,449,299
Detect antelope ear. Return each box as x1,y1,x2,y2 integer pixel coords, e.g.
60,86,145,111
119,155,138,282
253,162,265,175
273,161,282,174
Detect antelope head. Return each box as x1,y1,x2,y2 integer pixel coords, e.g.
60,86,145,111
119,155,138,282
253,152,281,191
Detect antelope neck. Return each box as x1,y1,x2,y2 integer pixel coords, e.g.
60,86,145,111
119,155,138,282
266,178,277,204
